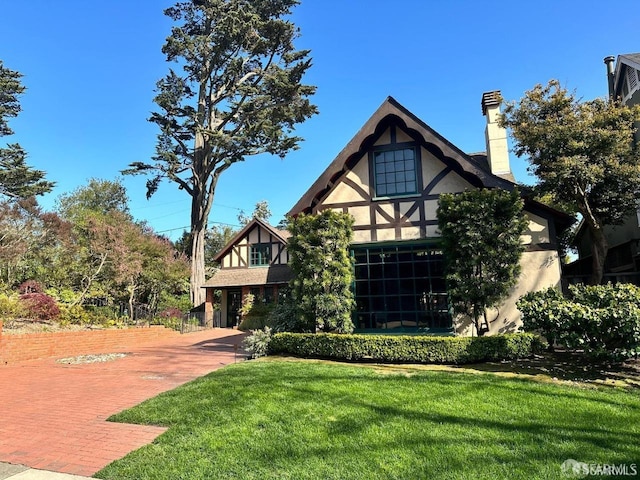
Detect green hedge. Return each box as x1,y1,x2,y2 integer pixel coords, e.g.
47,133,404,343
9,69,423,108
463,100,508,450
268,332,543,365
518,283,640,359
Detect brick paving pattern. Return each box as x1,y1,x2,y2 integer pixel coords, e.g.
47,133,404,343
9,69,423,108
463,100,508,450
0,329,246,477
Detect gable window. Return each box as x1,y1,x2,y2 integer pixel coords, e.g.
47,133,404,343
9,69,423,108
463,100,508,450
250,244,271,266
373,147,418,197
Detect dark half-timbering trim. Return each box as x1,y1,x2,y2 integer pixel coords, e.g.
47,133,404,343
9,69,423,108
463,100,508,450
288,97,518,217
525,243,558,252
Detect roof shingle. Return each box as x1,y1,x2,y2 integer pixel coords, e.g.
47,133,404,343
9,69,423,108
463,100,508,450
202,265,292,288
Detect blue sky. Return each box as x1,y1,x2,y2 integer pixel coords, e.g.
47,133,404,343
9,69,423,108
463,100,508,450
0,0,638,239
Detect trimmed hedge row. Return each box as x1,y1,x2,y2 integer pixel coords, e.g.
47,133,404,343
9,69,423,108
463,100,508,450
268,332,543,365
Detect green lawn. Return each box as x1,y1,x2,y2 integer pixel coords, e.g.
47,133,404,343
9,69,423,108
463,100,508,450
95,359,640,480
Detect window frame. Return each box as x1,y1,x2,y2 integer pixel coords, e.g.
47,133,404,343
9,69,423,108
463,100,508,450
351,243,452,332
371,144,421,199
249,243,271,267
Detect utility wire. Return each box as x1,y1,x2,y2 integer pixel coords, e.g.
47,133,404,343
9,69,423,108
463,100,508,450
156,220,242,234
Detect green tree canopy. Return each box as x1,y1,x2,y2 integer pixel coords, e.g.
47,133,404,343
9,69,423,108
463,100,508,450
0,61,54,200
175,223,236,268
56,177,130,222
124,0,317,306
238,200,272,226
437,188,528,336
287,210,355,333
499,80,640,283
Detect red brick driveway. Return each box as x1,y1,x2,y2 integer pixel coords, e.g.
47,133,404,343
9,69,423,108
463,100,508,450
0,328,246,477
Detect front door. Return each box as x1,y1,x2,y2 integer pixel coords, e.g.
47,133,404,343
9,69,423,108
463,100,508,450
227,289,242,327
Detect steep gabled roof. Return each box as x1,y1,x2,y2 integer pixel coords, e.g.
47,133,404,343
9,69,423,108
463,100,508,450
614,53,640,95
288,96,516,216
620,53,640,68
212,217,289,263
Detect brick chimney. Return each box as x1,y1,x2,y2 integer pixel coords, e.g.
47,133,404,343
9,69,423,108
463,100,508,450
481,91,511,178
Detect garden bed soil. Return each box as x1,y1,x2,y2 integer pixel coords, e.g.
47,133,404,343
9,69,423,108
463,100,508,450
1,318,130,335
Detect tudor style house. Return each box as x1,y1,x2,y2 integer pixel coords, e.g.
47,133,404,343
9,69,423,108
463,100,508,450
564,54,640,284
203,218,292,327
204,92,572,334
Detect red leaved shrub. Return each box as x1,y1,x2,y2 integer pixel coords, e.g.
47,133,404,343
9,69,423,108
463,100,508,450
19,293,60,321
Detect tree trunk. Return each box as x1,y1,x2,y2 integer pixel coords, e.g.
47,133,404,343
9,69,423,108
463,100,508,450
190,182,208,308
73,252,107,307
472,304,480,337
589,224,608,285
190,224,206,307
128,282,135,324
189,78,210,308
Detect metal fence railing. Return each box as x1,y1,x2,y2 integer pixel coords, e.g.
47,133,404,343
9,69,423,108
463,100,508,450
180,311,216,334
563,272,640,289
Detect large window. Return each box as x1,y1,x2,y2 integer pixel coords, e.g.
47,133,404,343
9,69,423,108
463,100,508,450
250,244,271,266
373,147,418,197
352,244,452,331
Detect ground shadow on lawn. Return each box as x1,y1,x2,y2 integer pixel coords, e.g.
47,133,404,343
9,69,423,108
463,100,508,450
447,350,640,389
274,349,640,389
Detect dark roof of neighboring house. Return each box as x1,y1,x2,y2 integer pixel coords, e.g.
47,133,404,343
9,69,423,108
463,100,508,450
614,53,640,94
202,265,293,289
620,53,640,65
213,217,290,263
287,96,516,216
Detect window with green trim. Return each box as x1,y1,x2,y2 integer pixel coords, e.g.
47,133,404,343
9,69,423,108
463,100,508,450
352,244,452,331
373,147,418,197
250,244,271,266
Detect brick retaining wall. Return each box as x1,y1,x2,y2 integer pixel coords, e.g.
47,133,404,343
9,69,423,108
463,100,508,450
0,322,180,365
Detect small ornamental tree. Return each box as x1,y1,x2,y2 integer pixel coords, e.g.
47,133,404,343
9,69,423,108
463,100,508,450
19,292,60,321
287,210,355,333
500,80,640,284
437,188,528,336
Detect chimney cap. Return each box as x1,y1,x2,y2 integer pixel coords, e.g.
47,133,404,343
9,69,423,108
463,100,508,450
481,90,501,116
604,55,616,77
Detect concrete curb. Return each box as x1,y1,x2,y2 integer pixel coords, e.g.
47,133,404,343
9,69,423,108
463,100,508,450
0,463,92,479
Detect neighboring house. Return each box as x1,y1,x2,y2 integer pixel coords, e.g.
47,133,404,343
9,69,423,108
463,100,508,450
204,93,572,334
606,53,640,145
203,218,292,327
564,54,640,284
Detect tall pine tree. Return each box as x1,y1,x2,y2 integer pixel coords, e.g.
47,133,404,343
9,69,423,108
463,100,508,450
125,0,317,306
0,61,54,200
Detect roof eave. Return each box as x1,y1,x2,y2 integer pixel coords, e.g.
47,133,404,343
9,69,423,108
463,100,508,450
212,217,289,263
287,96,515,216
